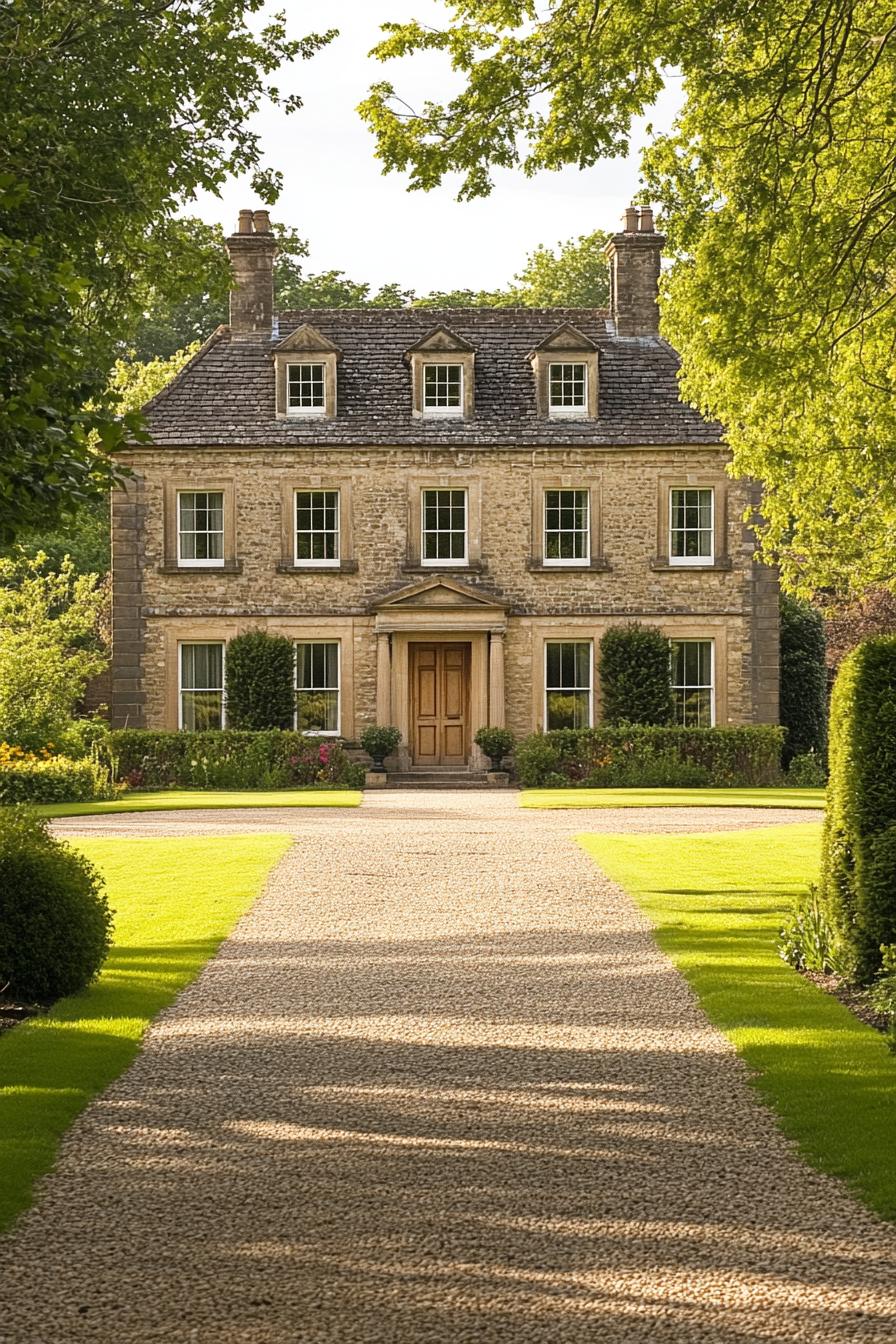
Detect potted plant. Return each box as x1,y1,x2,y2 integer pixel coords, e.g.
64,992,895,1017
474,727,515,772
360,724,402,774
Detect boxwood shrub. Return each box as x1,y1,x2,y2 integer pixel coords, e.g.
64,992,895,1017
821,636,896,981
224,631,296,731
515,725,785,788
598,623,674,725
0,810,113,1003
108,729,365,790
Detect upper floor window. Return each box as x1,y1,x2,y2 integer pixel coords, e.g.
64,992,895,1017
422,488,467,564
669,488,714,565
177,491,224,567
423,363,464,417
545,641,593,730
179,642,224,730
296,641,340,735
295,489,339,566
670,639,714,726
287,362,326,416
544,489,589,564
548,362,587,417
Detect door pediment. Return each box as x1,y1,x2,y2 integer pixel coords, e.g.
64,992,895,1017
373,576,507,631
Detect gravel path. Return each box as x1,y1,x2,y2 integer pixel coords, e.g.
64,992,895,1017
3,793,894,1344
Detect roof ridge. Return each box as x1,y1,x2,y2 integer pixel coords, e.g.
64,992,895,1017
275,306,612,319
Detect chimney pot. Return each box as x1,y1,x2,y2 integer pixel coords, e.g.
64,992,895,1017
638,206,655,233
623,205,639,232
238,209,254,235
253,209,272,234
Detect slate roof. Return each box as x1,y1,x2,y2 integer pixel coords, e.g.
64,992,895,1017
142,307,723,448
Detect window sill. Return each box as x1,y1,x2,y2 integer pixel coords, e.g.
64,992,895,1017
527,558,611,573
158,560,243,575
401,561,484,575
650,557,732,572
277,560,358,574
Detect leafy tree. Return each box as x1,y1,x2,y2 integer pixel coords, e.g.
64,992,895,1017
361,2,896,595
1,1,334,542
0,555,107,750
514,232,610,307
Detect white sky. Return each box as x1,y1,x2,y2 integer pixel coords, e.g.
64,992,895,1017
190,1,681,294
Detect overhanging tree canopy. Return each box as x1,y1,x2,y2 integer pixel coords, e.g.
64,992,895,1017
361,0,896,596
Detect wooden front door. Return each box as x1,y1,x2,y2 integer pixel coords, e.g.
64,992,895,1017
411,643,469,765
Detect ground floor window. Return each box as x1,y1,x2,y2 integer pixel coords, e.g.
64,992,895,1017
670,640,714,726
296,641,340,734
545,641,592,729
179,642,224,730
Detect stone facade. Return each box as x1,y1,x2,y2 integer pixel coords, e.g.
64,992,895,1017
110,206,780,763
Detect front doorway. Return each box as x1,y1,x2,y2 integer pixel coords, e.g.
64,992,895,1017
410,643,469,765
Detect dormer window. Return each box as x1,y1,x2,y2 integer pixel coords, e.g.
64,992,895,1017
406,326,475,420
548,362,588,417
529,324,598,420
423,363,464,417
287,362,326,416
273,323,341,420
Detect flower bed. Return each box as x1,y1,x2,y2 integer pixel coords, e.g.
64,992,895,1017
0,744,114,804
107,730,365,790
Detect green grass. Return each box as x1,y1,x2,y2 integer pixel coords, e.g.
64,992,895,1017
32,788,362,818
522,786,825,809
0,833,290,1231
580,822,896,1220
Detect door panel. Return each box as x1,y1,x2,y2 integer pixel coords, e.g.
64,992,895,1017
412,643,469,765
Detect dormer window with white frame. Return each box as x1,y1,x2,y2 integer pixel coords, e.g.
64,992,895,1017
273,323,340,420
287,362,326,416
423,362,464,417
529,324,598,421
406,326,476,420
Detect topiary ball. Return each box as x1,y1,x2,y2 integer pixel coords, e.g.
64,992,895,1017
0,809,113,1004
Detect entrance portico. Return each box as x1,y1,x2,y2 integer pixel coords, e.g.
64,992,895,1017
372,577,508,769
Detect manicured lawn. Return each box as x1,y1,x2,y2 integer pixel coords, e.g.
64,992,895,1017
33,788,362,818
580,822,896,1221
522,786,825,809
0,833,290,1231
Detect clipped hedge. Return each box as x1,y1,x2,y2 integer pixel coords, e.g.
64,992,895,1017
108,729,365,790
515,725,785,788
821,636,896,981
598,623,674,726
0,750,114,804
0,809,113,1003
224,630,296,731
780,595,828,767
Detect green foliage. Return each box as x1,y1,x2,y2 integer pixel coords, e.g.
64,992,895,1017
778,886,851,977
0,554,107,750
787,752,828,789
822,637,896,982
363,2,896,595
473,726,515,769
0,810,112,1003
224,631,296,732
109,730,363,790
869,946,896,1054
359,725,402,764
1,4,334,540
514,231,610,308
779,596,828,767
515,725,784,789
0,753,113,804
599,624,674,727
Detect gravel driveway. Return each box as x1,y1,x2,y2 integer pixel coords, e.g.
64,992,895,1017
2,792,894,1344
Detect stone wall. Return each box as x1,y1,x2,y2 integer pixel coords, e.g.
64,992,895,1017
112,443,779,734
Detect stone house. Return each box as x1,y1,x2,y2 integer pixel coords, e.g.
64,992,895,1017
110,205,779,771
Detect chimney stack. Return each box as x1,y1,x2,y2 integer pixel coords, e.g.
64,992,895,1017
225,208,277,339
603,204,664,338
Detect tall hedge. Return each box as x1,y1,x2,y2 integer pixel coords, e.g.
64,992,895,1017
224,631,295,731
821,636,896,981
599,623,674,725
779,595,827,766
